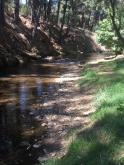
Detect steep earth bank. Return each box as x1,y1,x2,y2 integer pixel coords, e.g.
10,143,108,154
0,16,101,67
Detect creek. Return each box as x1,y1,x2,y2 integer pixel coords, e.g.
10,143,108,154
0,61,80,165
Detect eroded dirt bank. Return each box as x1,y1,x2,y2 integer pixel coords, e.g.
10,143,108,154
0,15,102,68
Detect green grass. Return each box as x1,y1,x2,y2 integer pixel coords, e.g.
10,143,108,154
40,59,124,165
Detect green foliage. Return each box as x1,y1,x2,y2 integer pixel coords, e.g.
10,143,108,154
96,18,123,53
93,82,124,119
81,68,98,79
80,59,124,120
96,18,113,46
20,4,28,16
5,0,13,14
79,68,98,86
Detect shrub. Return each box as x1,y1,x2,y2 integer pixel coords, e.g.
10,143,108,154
96,18,123,54
20,4,29,16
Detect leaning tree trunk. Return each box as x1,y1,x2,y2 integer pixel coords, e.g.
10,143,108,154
0,0,5,31
14,0,20,23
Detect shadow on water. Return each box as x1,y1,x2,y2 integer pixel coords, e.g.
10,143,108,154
0,62,80,165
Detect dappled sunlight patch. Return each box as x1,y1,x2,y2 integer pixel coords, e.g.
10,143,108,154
45,112,124,165
0,97,17,104
0,62,93,164
79,58,124,91
44,58,124,165
96,129,115,145
82,108,96,116
35,58,124,165
114,142,124,161
91,106,117,120
92,82,124,119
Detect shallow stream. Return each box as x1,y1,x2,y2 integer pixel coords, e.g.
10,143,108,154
0,62,72,165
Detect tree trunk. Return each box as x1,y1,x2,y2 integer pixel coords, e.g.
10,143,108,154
0,0,5,30
14,0,20,23
60,0,68,42
56,0,61,25
31,0,42,38
26,0,28,5
71,0,77,27
43,0,47,21
30,0,35,23
110,0,124,44
47,0,52,22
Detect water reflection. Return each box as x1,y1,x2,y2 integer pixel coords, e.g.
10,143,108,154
36,80,43,97
0,63,67,164
48,83,55,93
19,84,29,113
0,106,21,157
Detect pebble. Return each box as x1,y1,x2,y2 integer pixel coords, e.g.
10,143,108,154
20,141,30,147
29,111,35,115
43,148,47,154
28,153,32,157
34,116,42,121
33,144,41,148
41,123,47,127
37,157,48,162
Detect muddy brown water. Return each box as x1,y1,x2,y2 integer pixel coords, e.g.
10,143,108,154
0,61,80,165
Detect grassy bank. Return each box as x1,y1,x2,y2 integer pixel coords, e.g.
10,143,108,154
41,58,124,165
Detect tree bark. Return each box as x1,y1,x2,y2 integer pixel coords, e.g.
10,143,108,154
30,0,42,38
110,0,124,44
43,0,47,21
56,0,61,25
26,0,28,5
30,0,35,23
0,0,5,30
47,0,52,22
14,0,20,23
60,0,68,42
